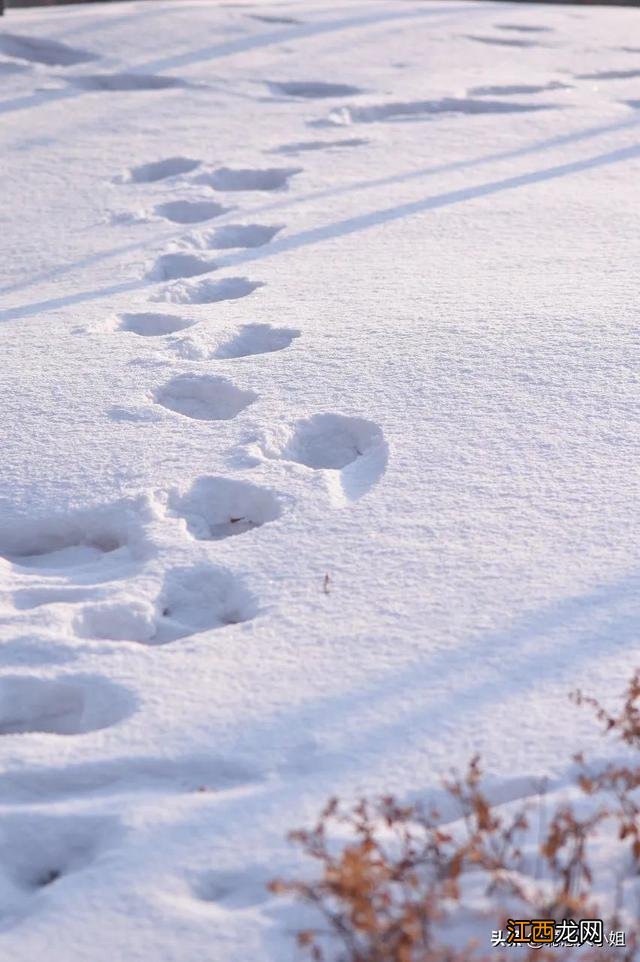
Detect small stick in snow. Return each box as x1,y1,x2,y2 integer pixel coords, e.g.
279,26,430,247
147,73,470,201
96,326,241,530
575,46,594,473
323,573,331,595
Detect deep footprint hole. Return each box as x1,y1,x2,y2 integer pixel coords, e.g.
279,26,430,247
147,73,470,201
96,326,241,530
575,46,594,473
127,156,200,183
70,72,191,91
0,813,121,918
325,97,555,125
214,323,300,359
148,252,217,282
0,674,134,735
267,80,364,99
0,33,97,66
155,199,229,224
0,509,130,570
119,312,195,337
154,565,259,643
155,374,257,421
169,476,282,541
199,166,301,192
282,414,384,469
161,276,264,305
191,223,282,250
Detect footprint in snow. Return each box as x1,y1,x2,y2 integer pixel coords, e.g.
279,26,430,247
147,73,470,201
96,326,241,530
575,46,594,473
250,413,388,504
155,374,257,421
266,80,364,99
467,81,571,96
0,497,149,574
269,137,368,155
278,414,385,470
166,322,298,362
159,275,264,305
214,323,300,358
155,199,229,224
248,13,302,25
197,166,301,191
322,98,557,126
0,674,134,735
147,252,217,282
68,73,193,92
0,33,97,66
192,866,273,908
169,476,283,541
0,814,121,927
118,312,196,337
0,754,258,803
75,565,258,644
120,156,201,184
463,34,548,48
187,223,282,251
494,23,553,33
575,68,640,80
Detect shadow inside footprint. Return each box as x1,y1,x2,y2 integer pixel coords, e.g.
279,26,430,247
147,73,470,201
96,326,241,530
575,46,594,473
192,866,272,908
160,276,264,305
170,476,282,541
575,68,640,81
464,34,544,48
494,23,553,33
324,97,556,126
125,157,200,183
269,137,368,155
190,223,282,250
266,80,364,99
214,323,300,359
0,33,97,66
148,252,217,282
0,753,258,803
283,414,382,468
0,498,146,572
69,73,191,91
155,199,229,224
75,566,258,644
0,813,121,928
468,81,571,96
249,13,302,24
198,166,301,191
119,312,195,336
155,374,257,421
261,413,388,503
155,565,258,642
0,674,135,735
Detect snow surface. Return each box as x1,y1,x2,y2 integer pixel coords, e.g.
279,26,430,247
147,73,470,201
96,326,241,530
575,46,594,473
0,0,640,958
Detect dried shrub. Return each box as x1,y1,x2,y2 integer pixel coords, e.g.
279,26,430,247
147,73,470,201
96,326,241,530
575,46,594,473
573,672,640,866
271,675,640,962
